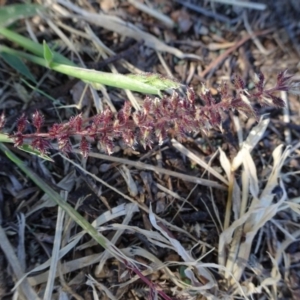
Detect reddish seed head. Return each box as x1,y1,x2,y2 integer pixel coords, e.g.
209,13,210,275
6,70,296,156
80,137,90,158
32,110,44,132
13,132,24,147
17,114,28,133
58,135,72,154
48,123,62,138
31,137,50,155
69,114,83,132
233,75,246,90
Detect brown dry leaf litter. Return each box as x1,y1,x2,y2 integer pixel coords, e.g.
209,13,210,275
0,0,300,299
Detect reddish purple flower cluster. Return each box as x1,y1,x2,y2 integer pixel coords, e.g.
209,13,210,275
1,71,293,157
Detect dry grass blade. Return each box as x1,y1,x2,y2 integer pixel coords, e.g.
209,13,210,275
27,203,138,286
128,0,174,28
94,203,138,276
86,275,118,300
55,0,202,60
199,29,273,78
62,153,201,243
149,204,216,291
172,139,229,185
221,116,271,229
220,145,292,285
0,225,40,299
73,150,226,190
43,192,66,300
118,165,138,197
17,213,26,273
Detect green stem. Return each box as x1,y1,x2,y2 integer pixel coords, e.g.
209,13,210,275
0,45,159,95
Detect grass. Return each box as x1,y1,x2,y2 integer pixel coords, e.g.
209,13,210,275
0,1,299,300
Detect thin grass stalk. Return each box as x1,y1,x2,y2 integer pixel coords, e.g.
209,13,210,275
0,27,75,65
0,225,40,299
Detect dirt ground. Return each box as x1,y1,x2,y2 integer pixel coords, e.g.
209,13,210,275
0,1,299,299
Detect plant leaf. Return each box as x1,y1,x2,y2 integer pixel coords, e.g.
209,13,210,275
0,4,44,27
0,27,75,66
0,46,161,95
43,40,53,67
18,144,54,162
0,52,36,83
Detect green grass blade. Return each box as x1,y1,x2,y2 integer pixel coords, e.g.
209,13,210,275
0,27,75,66
21,79,59,104
17,144,54,162
43,40,54,67
0,29,178,94
0,46,160,94
0,4,45,27
0,135,57,162
0,29,179,94
0,51,37,83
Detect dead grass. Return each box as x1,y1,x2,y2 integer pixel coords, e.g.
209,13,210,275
0,0,299,299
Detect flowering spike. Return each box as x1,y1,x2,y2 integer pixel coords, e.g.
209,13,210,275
80,137,90,158
117,111,124,124
102,136,114,155
200,83,216,106
219,81,229,98
13,132,24,147
31,137,50,154
58,135,72,154
32,110,44,132
122,130,135,147
231,97,257,118
4,70,296,157
17,114,28,133
170,91,179,108
132,111,146,126
69,114,83,131
233,75,245,90
48,123,63,137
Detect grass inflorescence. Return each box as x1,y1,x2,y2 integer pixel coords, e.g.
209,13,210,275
0,70,293,157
